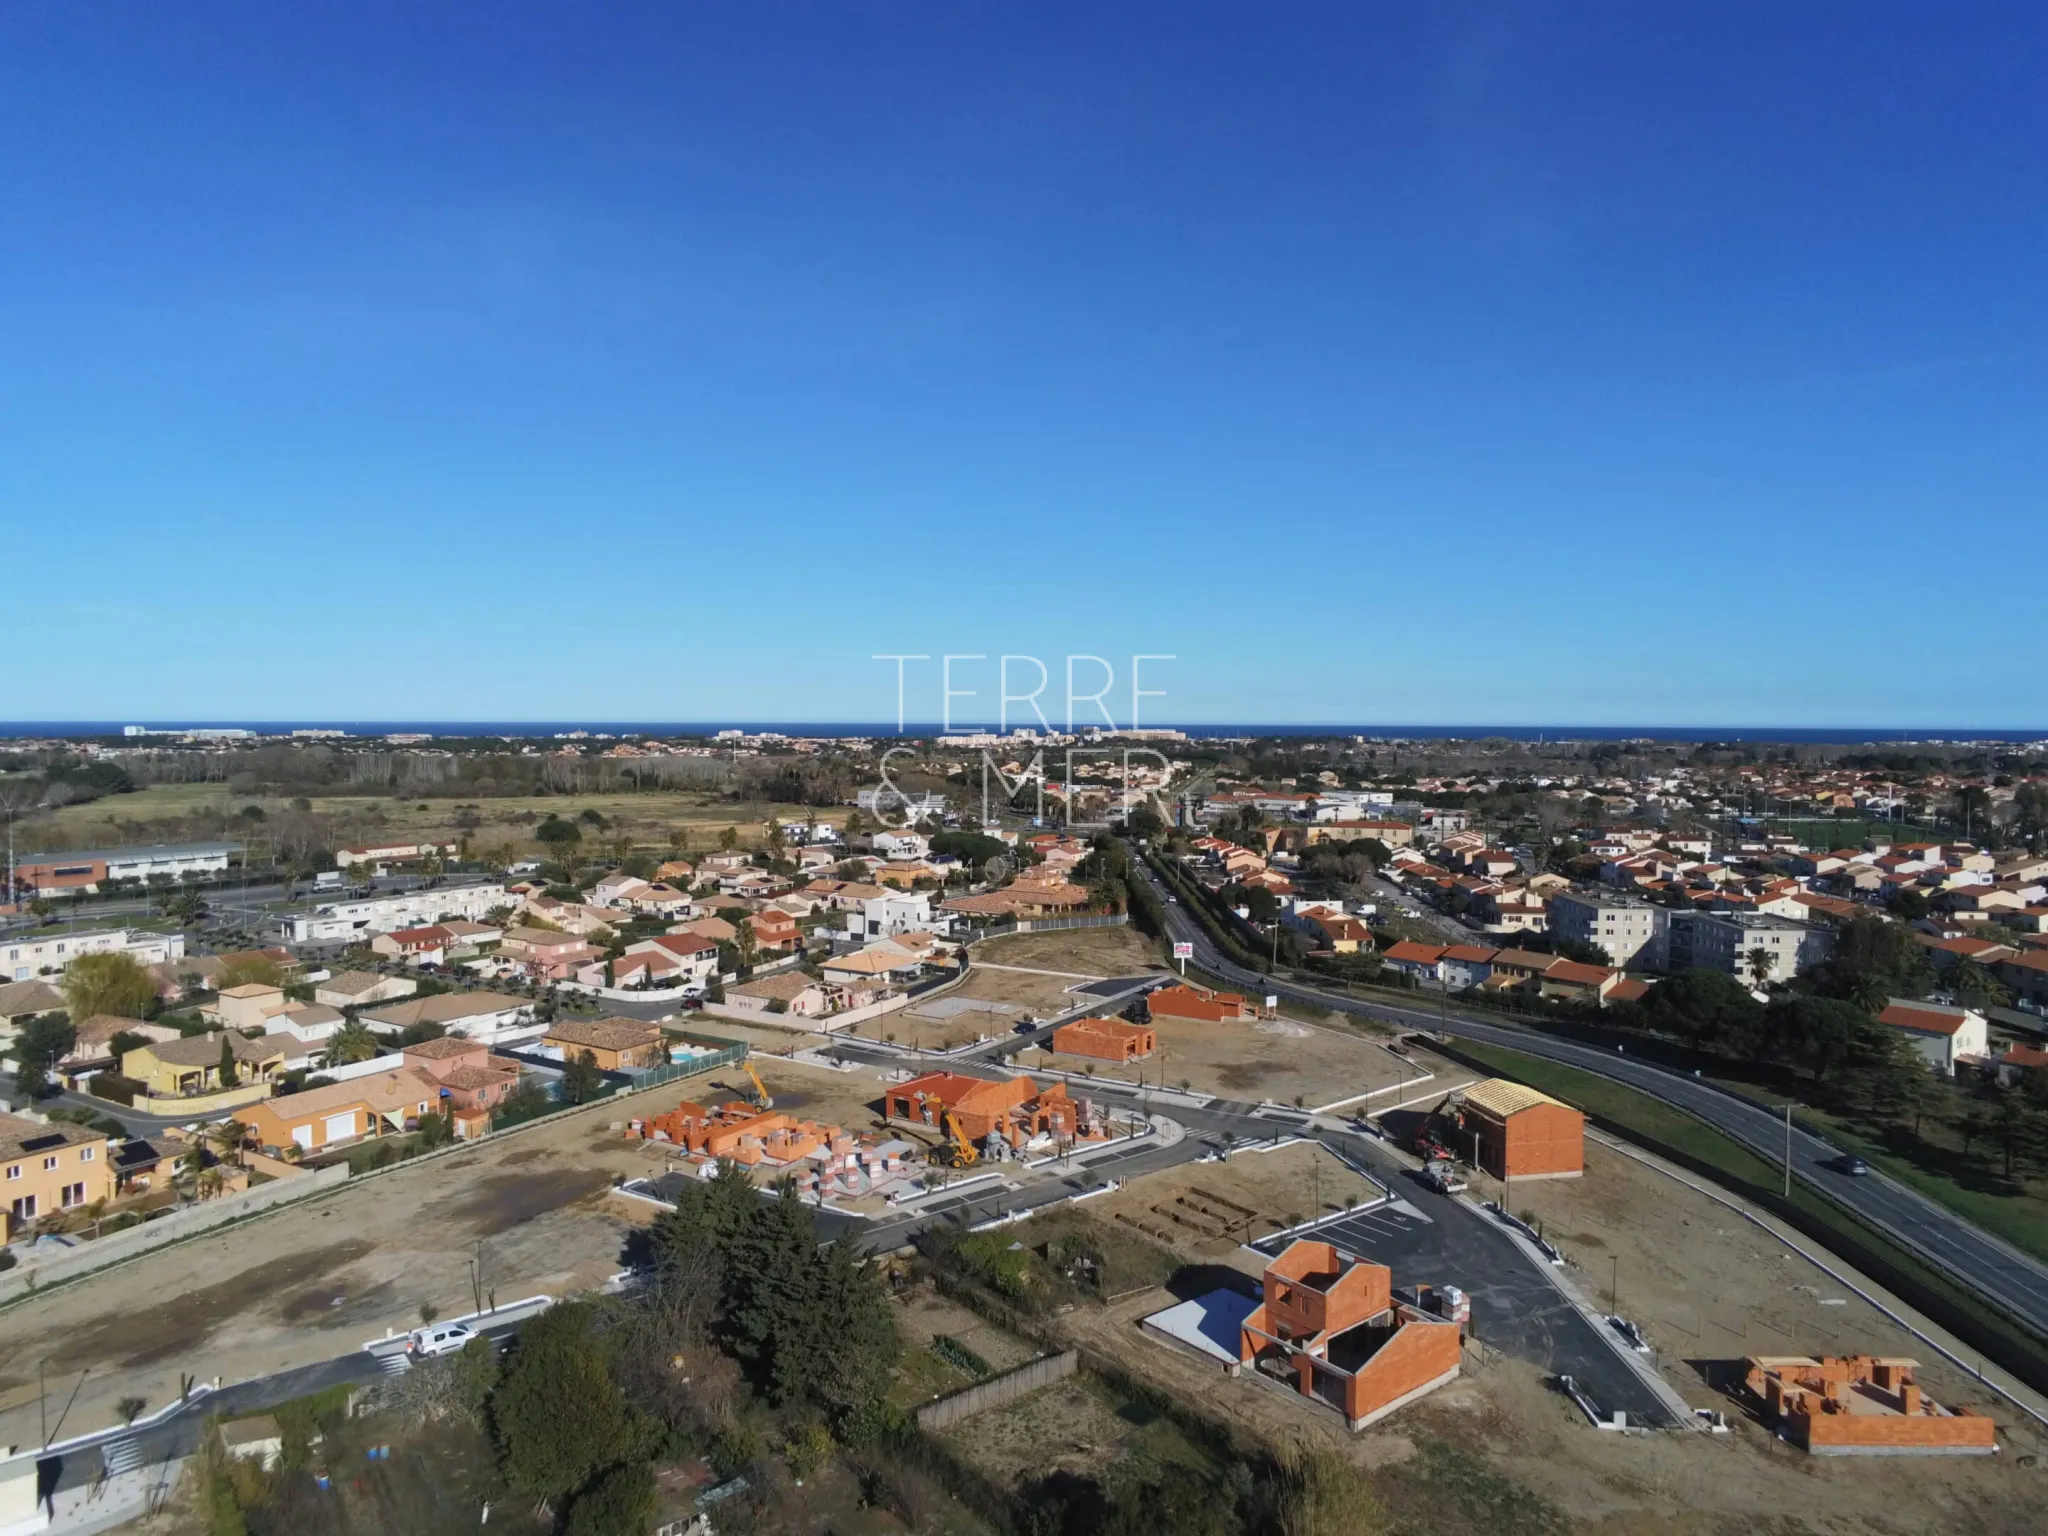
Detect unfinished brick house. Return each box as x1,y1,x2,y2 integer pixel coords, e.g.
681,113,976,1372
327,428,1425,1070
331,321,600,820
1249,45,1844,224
1051,1016,1155,1063
884,1071,1102,1149
628,1099,922,1198
1456,1078,1584,1180
1744,1356,1996,1455
1146,983,1254,1024
1237,1239,1464,1429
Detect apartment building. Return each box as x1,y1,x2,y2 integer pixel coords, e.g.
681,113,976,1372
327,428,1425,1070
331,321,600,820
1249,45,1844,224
1667,911,1834,983
3,927,187,982
284,882,511,942
1547,892,1664,967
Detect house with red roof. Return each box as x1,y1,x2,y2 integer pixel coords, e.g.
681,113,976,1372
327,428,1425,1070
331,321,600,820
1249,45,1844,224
1878,1000,1988,1075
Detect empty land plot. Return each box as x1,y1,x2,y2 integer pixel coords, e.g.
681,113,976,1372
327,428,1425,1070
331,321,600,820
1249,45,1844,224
1483,1138,2037,1434
1090,1141,1383,1259
1024,1012,1406,1107
0,1086,702,1449
899,968,1081,1047
972,924,1162,976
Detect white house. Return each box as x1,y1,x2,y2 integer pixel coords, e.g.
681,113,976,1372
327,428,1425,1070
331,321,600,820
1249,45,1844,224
1878,1000,1989,1075
589,872,652,908
846,891,934,941
620,933,721,989
872,830,931,861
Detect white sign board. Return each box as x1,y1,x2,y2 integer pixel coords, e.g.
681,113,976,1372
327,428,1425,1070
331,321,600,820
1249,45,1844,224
1265,995,1279,1011
1172,942,1193,959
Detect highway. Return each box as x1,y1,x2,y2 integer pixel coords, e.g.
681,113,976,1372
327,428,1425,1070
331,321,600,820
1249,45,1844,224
1133,851,2048,1343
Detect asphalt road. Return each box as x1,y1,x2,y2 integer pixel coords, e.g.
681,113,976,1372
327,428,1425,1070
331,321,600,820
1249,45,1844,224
1133,851,2048,1343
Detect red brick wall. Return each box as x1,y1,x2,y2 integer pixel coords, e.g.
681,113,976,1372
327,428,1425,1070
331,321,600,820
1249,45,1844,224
1346,1320,1462,1423
1799,1408,1996,1453
1502,1102,1584,1178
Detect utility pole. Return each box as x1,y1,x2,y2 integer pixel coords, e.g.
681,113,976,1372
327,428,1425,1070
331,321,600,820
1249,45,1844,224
1783,1101,1793,1197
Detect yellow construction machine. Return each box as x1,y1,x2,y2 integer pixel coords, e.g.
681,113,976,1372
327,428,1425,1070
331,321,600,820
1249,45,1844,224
742,1061,774,1111
930,1110,980,1169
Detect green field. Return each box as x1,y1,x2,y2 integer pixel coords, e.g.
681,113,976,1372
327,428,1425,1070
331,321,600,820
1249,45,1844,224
22,785,845,862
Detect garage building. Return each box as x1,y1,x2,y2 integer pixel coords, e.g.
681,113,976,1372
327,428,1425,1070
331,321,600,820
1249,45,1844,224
1458,1078,1584,1181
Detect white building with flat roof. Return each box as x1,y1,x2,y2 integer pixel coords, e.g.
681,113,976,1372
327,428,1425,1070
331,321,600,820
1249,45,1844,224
3,927,187,982
284,883,511,943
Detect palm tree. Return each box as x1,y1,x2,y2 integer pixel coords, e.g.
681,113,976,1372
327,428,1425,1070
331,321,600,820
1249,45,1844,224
1953,959,2010,1009
196,1167,225,1201
328,1018,379,1065
209,1119,246,1169
1846,970,1891,1017
1745,947,1775,990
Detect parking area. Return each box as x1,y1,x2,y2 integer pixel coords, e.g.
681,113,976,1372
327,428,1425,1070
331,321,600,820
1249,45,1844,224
1254,1177,1679,1429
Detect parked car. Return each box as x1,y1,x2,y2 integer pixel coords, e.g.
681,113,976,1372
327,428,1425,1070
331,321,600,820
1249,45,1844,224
408,1322,477,1358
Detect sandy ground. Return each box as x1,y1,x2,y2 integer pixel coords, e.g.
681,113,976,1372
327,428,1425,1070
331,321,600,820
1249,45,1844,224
0,1091,701,1447
1467,1137,2034,1432
1089,1141,1384,1257
684,1018,834,1055
899,968,1088,1048
1017,1010,1411,1109
971,925,1163,976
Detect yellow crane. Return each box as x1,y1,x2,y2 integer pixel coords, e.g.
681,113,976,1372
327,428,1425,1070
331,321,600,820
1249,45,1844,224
742,1061,774,1111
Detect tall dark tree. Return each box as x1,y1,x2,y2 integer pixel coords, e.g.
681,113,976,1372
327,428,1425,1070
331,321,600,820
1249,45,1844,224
490,1303,650,1507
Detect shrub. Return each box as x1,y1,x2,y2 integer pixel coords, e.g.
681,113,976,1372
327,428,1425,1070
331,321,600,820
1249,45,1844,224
89,1073,142,1106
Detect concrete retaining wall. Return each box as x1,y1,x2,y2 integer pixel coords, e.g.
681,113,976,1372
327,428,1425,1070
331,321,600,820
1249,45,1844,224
915,1349,1077,1430
129,1081,272,1117
0,1163,349,1302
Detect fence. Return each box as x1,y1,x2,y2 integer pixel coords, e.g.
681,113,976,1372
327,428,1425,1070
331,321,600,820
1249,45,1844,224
623,1034,750,1092
961,914,1130,945
915,1349,1078,1430
0,1163,350,1304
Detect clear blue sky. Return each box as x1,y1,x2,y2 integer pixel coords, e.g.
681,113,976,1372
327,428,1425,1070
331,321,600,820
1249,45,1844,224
4,3,2045,728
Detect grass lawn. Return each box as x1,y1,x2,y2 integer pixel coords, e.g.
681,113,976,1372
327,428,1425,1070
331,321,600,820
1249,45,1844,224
1805,1107,2048,1267
1444,1037,2048,1390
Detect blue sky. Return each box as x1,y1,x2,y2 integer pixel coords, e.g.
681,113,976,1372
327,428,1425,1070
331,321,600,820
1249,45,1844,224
3,3,2045,728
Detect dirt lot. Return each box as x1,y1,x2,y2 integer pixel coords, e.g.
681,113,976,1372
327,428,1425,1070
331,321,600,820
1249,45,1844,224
1019,1010,1411,1108
972,924,1163,976
1089,1141,1384,1258
897,967,1086,1049
0,1090,707,1447
1468,1136,2038,1435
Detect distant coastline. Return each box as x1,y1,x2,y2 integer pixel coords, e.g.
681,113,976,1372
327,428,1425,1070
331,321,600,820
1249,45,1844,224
3,721,2045,745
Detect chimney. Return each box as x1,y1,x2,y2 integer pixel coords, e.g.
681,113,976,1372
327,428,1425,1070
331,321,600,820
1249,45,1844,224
1900,1381,1922,1415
